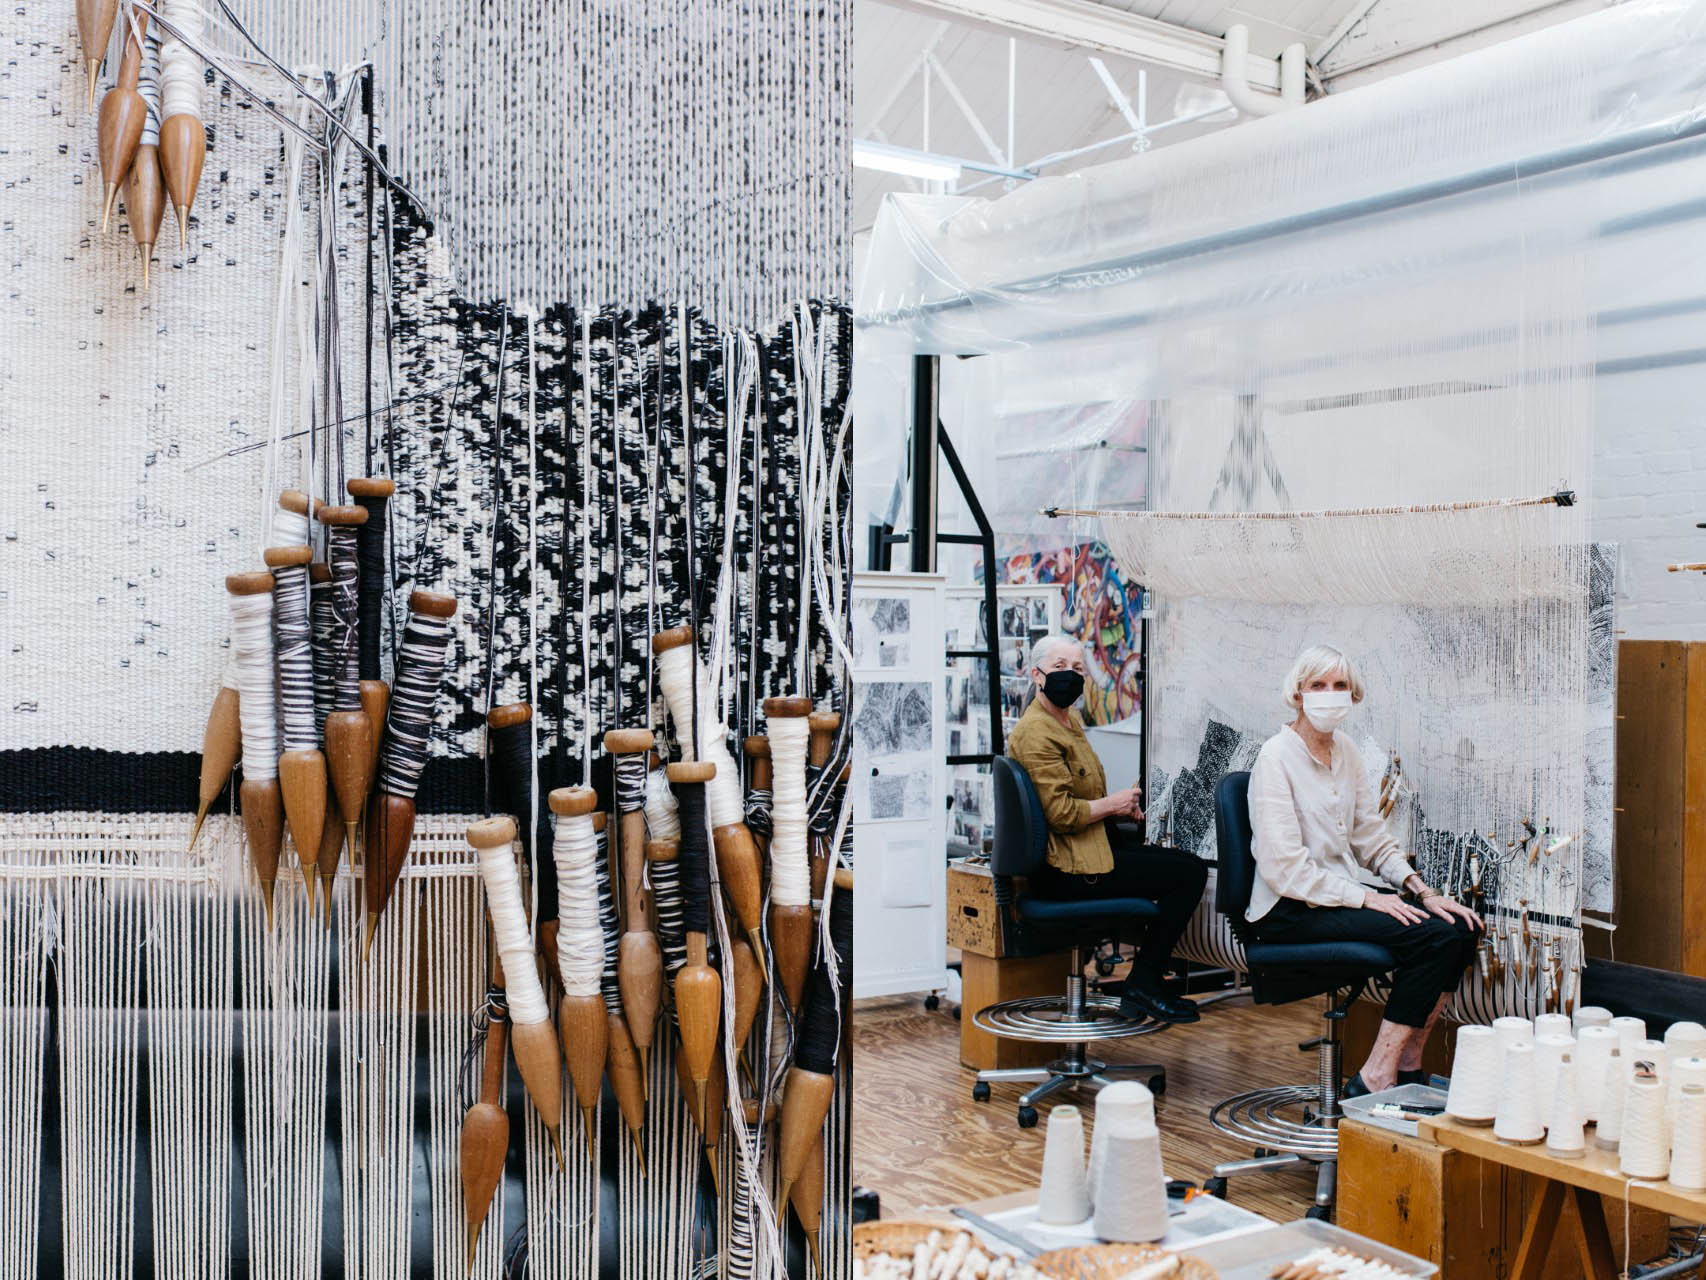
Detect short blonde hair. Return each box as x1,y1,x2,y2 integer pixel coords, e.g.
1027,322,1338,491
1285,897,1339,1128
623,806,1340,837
1283,643,1364,708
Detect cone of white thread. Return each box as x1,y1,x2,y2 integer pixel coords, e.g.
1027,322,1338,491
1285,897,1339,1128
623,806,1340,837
1037,1105,1091,1225
1664,1023,1706,1110
1619,1067,1670,1180
1445,1024,1500,1126
1610,1016,1647,1060
1670,1084,1706,1191
1635,1040,1670,1111
1572,1005,1612,1033
1494,1042,1543,1145
1596,1046,1625,1150
1534,1034,1573,1131
1575,1025,1617,1125
1091,1090,1168,1243
1535,1013,1572,1041
1088,1081,1155,1214
1545,1050,1585,1158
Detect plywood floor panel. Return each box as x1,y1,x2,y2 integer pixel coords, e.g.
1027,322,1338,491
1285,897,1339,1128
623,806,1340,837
853,992,1323,1225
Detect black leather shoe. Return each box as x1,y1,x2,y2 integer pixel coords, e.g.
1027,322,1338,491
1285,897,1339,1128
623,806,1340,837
1341,1073,1374,1099
1119,986,1201,1024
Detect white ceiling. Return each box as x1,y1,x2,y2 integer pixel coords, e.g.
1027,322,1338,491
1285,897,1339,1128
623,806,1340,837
854,0,1605,249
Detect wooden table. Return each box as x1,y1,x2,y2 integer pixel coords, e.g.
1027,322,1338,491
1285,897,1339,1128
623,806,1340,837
1418,1115,1706,1279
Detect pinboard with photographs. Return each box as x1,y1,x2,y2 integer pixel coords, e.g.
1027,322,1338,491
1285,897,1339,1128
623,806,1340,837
944,583,1064,854
852,572,952,998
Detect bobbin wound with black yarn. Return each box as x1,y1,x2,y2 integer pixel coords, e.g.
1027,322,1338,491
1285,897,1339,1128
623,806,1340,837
778,876,851,1238
347,476,395,794
668,761,723,1159
320,502,372,908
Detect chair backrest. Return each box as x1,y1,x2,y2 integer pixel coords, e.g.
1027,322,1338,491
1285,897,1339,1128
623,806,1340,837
990,756,1050,878
1214,771,1258,945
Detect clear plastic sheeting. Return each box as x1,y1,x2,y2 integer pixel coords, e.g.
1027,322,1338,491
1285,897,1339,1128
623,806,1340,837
847,0,1706,996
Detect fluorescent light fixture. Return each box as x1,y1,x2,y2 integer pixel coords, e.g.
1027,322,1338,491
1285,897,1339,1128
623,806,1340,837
852,139,962,183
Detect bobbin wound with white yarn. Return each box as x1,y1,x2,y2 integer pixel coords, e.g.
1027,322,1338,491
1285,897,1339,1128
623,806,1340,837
1671,1084,1706,1191
1089,1081,1156,1210
766,711,812,909
1574,1024,1618,1125
1091,1084,1168,1243
1545,1050,1586,1157
1597,1046,1626,1150
473,824,549,1027
653,640,745,826
1620,1067,1670,1180
1446,1024,1501,1126
550,794,604,998
1037,1106,1091,1225
1495,1042,1544,1145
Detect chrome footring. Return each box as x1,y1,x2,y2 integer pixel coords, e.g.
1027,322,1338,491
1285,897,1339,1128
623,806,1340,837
1209,1085,1341,1158
972,995,1167,1044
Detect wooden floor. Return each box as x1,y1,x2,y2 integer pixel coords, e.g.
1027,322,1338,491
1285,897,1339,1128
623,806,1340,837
853,989,1325,1224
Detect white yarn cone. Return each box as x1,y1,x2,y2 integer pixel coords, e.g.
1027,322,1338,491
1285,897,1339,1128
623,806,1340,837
1092,1111,1169,1243
1611,1016,1647,1059
1534,1034,1573,1131
1494,1016,1534,1054
1635,1040,1670,1106
1673,1056,1706,1097
1670,1085,1706,1192
1495,1042,1544,1145
1445,1024,1501,1126
1089,1081,1155,1212
1620,1070,1670,1180
1573,1005,1612,1032
1664,1025,1706,1110
1037,1106,1092,1225
1575,1025,1617,1125
1596,1047,1625,1150
1535,1013,1572,1041
1545,1051,1585,1158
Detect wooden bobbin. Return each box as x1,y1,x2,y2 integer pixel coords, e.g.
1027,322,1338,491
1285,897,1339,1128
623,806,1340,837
548,785,608,1150
778,1067,838,1219
743,734,772,856
316,788,343,925
677,1031,727,1197
158,109,205,251
227,570,283,926
667,763,722,1129
766,697,815,1014
96,10,147,232
730,936,763,1087
460,1012,509,1274
808,711,842,902
605,1010,648,1169
351,475,401,793
606,728,663,1090
76,0,119,108
189,684,241,851
649,624,695,656
266,539,327,907
364,791,415,957
127,141,165,287
790,1131,827,1270
468,817,564,1167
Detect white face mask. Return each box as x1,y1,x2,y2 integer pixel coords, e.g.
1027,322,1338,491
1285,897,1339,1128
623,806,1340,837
1301,689,1353,733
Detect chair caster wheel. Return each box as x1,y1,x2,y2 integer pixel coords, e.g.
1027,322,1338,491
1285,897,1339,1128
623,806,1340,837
1306,1206,1332,1222
1203,1177,1228,1200
1017,1105,1039,1129
952,1006,961,1021
1150,1074,1166,1098
972,1081,991,1103
1253,1147,1271,1158
924,994,940,1011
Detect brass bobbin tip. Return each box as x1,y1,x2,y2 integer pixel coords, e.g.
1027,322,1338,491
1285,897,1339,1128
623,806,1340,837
175,207,187,250
102,183,118,232
188,805,209,852
464,1226,479,1276
261,879,276,931
581,1106,597,1158
706,1152,721,1198
548,1126,564,1172
364,912,379,960
629,1127,646,1175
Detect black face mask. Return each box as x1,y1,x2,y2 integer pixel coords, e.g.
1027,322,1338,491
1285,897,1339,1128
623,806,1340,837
1040,669,1085,709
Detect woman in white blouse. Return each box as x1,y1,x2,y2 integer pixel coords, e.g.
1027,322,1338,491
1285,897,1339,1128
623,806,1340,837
1247,644,1482,1097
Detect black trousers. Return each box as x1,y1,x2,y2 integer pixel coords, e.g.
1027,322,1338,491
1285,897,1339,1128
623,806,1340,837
1028,823,1209,990
1252,897,1478,1028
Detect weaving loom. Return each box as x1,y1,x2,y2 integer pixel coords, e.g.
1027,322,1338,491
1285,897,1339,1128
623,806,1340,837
0,1,853,1275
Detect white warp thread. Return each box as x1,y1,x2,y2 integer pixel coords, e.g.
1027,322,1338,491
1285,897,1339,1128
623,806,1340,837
551,810,604,998
644,767,680,841
229,591,278,781
655,641,744,828
474,834,548,1025
766,714,810,909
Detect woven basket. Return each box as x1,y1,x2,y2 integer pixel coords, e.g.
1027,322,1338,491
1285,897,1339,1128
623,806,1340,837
851,1219,966,1261
1031,1243,1220,1280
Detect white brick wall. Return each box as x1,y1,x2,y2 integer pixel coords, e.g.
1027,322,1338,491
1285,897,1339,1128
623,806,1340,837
1592,386,1706,641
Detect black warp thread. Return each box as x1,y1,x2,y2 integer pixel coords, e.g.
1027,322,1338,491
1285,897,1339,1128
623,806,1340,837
676,779,711,936
488,717,555,922
353,491,388,681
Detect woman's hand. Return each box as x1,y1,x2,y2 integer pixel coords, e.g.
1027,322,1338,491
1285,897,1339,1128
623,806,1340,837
1424,894,1484,932
1092,787,1143,821
1364,891,1429,925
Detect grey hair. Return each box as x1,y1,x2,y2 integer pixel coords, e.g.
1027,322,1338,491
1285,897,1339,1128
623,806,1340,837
1028,633,1082,671
1282,643,1365,708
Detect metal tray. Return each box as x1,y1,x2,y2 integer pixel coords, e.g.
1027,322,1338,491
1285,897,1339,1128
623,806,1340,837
1180,1217,1439,1278
1338,1083,1448,1138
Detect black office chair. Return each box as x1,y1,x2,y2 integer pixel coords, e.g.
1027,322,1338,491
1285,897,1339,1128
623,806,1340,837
1202,771,1395,1218
967,756,1169,1128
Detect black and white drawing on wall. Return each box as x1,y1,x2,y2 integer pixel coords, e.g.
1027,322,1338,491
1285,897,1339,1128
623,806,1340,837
853,679,935,822
999,602,1028,641
951,777,988,848
1028,596,1050,631
853,595,912,670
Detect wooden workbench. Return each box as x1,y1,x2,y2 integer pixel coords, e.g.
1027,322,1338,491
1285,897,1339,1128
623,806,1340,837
1416,1114,1706,1279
